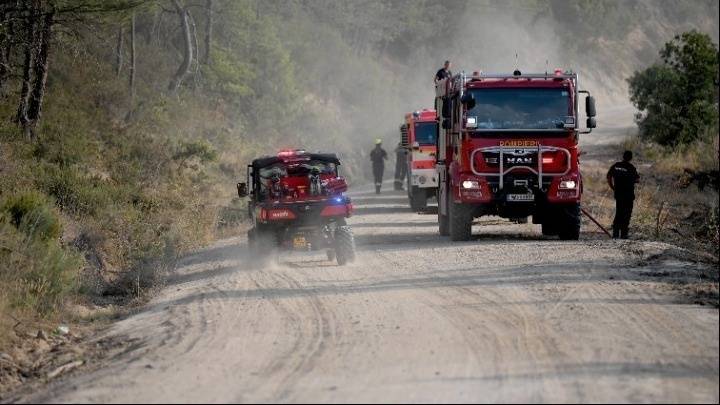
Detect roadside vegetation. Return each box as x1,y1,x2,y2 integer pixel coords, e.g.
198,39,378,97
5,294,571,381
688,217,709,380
584,31,719,263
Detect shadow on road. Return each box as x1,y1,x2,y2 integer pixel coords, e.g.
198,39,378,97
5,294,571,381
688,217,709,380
148,260,692,316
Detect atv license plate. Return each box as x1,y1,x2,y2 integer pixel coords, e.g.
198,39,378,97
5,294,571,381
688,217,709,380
293,236,307,249
507,193,534,202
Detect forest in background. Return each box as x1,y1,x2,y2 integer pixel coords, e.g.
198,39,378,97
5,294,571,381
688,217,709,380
1,0,718,346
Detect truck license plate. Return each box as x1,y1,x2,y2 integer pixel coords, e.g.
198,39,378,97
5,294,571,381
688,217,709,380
507,193,534,202
293,236,307,248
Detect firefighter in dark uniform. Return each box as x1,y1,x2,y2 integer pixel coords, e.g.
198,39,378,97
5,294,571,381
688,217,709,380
394,142,407,191
434,60,452,84
607,151,640,239
370,139,388,194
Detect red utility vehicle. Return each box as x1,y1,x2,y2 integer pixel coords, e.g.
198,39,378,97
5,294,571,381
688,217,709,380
434,70,597,240
237,149,356,264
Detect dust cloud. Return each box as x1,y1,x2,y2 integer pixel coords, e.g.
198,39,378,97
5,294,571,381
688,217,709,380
279,1,718,181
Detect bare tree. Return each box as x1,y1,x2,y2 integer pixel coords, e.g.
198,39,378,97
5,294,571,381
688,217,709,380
115,25,123,76
202,0,211,65
26,4,54,138
168,0,192,94
0,4,9,97
129,12,135,100
16,0,36,138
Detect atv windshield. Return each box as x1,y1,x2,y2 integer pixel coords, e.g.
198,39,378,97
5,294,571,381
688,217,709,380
414,122,437,145
466,88,572,131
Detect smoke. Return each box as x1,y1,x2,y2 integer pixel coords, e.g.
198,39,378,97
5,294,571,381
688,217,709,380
276,0,719,181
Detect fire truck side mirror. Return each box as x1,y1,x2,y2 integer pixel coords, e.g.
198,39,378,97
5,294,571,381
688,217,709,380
586,96,597,117
587,117,597,129
460,93,476,110
442,119,452,129
237,182,248,198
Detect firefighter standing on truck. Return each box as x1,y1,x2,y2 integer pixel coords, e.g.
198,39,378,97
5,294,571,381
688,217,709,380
607,150,640,239
394,142,407,191
370,139,388,194
434,60,452,84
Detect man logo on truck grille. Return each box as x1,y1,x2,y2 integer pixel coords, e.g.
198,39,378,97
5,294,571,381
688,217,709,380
506,157,533,164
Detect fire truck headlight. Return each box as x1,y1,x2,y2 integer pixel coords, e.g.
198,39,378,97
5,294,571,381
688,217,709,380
462,180,480,189
419,176,427,184
559,180,577,190
466,116,478,128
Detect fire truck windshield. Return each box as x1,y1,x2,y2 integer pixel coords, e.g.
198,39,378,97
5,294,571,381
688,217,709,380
414,122,437,145
467,88,571,131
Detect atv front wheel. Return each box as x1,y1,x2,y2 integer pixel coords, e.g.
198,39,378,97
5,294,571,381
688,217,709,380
335,226,356,265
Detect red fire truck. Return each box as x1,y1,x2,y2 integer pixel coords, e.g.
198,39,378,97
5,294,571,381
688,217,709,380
434,70,596,240
400,109,438,211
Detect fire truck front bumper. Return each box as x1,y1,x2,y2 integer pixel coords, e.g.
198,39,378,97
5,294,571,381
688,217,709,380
410,169,438,189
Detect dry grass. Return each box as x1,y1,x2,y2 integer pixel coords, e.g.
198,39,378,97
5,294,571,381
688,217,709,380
583,135,719,260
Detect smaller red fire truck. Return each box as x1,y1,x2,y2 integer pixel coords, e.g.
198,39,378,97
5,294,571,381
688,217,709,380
400,109,439,211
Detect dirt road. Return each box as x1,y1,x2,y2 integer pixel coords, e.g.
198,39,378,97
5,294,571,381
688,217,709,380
18,179,718,403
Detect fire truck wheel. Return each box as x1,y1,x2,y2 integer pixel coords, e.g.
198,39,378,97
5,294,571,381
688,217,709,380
409,187,427,212
247,228,256,250
541,222,558,236
449,201,473,241
439,212,449,236
335,226,356,265
558,204,581,240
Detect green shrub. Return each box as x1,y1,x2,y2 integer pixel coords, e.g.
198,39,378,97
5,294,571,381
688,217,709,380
628,31,719,146
0,223,82,317
0,191,61,242
36,165,113,216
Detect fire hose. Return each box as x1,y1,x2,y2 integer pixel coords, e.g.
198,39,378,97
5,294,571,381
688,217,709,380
581,207,612,238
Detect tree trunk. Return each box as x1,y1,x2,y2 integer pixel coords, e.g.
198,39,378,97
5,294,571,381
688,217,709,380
129,12,135,101
202,0,212,65
2,2,19,87
26,5,53,138
0,7,8,97
115,25,123,77
16,0,36,138
168,0,192,94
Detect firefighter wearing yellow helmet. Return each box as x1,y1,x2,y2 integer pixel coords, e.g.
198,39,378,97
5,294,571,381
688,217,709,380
370,139,388,194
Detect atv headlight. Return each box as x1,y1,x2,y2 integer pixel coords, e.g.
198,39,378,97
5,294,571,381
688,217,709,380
559,180,577,190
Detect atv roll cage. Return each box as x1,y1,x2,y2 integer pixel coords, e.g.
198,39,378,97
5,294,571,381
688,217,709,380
241,153,342,200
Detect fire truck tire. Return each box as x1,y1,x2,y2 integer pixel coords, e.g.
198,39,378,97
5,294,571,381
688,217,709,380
558,204,581,240
541,222,558,236
335,226,356,265
449,201,473,241
409,187,427,212
439,212,450,236
247,228,256,250
438,190,450,236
